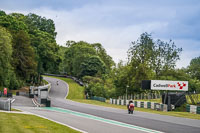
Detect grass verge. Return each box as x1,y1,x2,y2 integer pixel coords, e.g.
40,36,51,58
43,76,85,99
11,108,21,112
73,99,200,120
43,76,200,120
0,112,80,133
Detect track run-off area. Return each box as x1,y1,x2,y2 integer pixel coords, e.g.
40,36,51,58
12,76,200,133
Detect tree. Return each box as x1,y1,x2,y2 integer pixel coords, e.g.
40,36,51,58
0,10,61,87
12,30,37,81
92,43,115,71
0,13,27,33
128,33,182,78
80,56,106,77
114,33,182,95
188,56,200,80
82,76,112,98
0,26,13,87
25,13,57,38
29,29,61,74
0,10,6,16
64,41,97,77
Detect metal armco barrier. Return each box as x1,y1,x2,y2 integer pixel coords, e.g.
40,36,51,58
0,99,11,111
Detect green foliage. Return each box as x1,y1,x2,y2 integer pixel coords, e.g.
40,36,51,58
188,79,200,92
83,76,116,98
58,46,68,73
25,13,57,38
12,30,37,80
0,26,20,89
128,32,182,78
92,43,115,71
64,41,108,78
0,10,6,16
0,26,13,87
174,103,187,112
0,10,61,89
113,33,182,97
188,56,200,80
80,56,106,77
29,30,61,74
63,41,115,98
0,9,199,98
0,14,27,33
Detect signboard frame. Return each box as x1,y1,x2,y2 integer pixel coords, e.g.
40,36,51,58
151,80,188,91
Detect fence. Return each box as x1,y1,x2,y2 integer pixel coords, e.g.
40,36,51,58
119,93,161,100
110,98,168,111
0,99,11,111
90,96,106,102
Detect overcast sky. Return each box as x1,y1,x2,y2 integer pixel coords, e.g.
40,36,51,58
1,0,200,68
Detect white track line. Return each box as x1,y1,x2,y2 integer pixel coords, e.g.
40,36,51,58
32,99,39,107
1,107,87,133
31,113,88,133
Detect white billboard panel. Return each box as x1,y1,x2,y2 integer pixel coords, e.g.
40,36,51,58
151,80,188,91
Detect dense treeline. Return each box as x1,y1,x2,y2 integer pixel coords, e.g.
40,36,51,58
0,10,199,98
61,33,200,98
0,10,60,90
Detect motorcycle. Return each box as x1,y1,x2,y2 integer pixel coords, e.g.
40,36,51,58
127,101,134,114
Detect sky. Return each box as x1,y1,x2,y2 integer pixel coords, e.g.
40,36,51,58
1,0,200,68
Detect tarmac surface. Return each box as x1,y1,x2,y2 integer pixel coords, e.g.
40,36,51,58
12,76,200,133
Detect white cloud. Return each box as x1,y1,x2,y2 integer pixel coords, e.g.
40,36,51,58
2,1,200,68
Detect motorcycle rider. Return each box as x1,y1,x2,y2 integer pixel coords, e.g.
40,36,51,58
127,100,134,114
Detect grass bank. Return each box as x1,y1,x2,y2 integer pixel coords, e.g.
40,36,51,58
0,112,80,133
43,76,200,120
43,76,85,99
73,99,200,120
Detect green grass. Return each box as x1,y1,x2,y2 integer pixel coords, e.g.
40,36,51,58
43,76,85,99
11,108,21,112
0,112,80,133
43,76,200,120
43,79,49,85
73,99,200,120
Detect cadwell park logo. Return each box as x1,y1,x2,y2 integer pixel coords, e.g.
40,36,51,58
151,80,188,91
177,82,187,90
153,82,187,90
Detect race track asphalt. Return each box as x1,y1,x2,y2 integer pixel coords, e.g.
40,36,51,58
12,76,200,133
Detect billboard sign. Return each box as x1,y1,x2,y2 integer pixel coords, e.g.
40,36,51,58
151,80,188,91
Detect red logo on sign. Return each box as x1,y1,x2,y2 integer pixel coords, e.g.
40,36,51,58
177,82,186,89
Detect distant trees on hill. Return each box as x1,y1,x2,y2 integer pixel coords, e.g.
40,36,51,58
0,10,199,97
